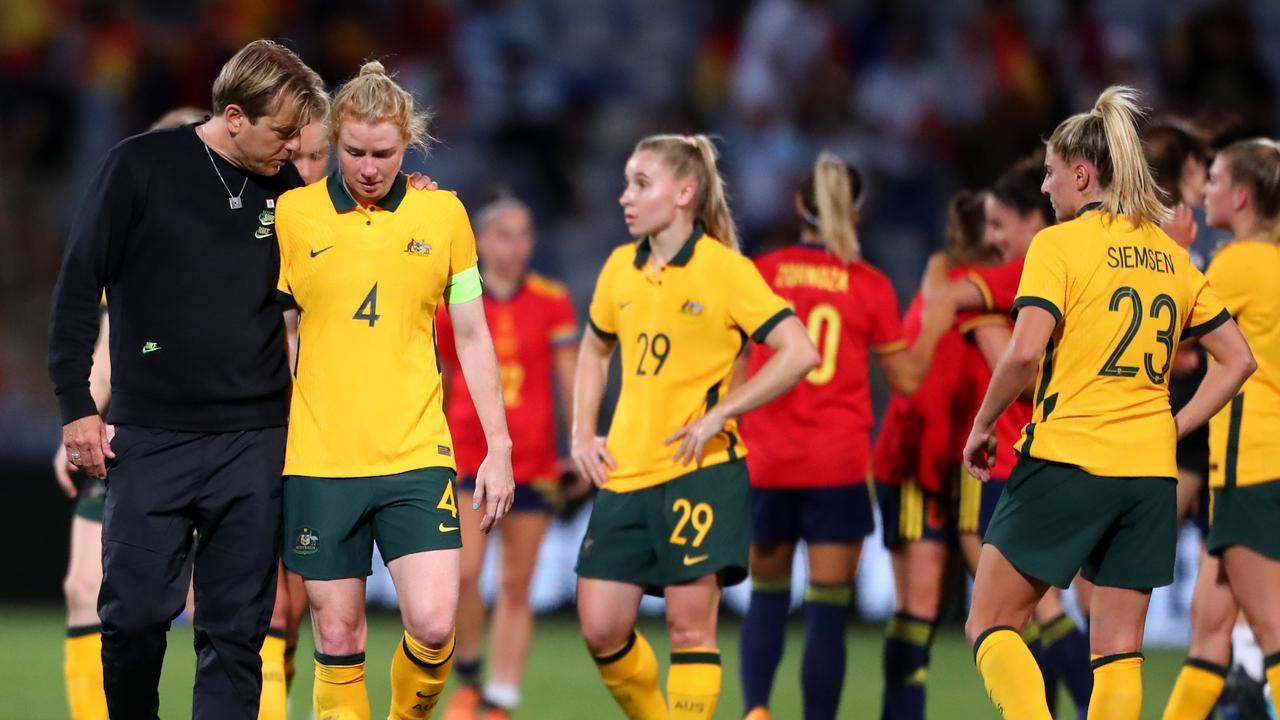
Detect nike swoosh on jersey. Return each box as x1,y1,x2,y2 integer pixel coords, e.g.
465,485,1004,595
438,523,458,532
682,554,709,566
310,246,334,258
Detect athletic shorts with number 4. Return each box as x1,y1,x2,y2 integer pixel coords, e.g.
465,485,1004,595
576,460,749,596
283,467,462,580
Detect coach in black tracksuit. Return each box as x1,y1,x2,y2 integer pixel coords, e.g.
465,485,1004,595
48,41,326,720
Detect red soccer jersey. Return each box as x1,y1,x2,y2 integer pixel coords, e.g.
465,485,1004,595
953,257,1032,480
437,273,577,482
965,257,1025,314
742,244,905,488
872,265,974,492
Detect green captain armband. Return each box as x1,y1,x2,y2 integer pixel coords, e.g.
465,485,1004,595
444,265,483,304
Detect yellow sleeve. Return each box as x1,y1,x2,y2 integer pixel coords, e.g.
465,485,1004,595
444,200,481,305
274,197,298,305
1188,251,1234,338
1204,245,1250,317
1012,230,1068,323
727,255,794,343
587,252,620,341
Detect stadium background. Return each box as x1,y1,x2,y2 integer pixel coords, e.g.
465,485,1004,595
1,0,1278,717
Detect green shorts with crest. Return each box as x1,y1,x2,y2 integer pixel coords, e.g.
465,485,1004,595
984,456,1176,590
283,467,461,580
575,460,749,596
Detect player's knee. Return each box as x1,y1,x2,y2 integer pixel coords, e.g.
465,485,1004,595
403,611,455,650
497,573,534,609
964,613,991,646
312,614,365,656
900,583,941,620
581,619,631,657
62,572,100,614
665,616,714,650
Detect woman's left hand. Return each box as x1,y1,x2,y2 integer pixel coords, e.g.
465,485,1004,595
665,409,728,467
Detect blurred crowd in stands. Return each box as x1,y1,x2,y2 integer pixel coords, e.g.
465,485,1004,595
1,0,1278,455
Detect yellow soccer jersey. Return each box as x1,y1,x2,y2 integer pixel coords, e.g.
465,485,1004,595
587,224,793,493
276,171,481,477
1011,203,1229,479
1205,238,1280,488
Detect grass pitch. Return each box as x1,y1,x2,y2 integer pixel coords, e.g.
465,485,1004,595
0,605,1185,718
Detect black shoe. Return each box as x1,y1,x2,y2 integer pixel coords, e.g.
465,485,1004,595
1218,664,1270,720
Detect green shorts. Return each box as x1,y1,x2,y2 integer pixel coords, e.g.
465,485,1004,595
73,477,106,522
1207,482,1280,561
576,460,749,596
283,467,462,580
984,456,1176,589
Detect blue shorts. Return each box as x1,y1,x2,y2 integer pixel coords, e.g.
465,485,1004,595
876,479,956,549
460,477,559,515
750,483,875,545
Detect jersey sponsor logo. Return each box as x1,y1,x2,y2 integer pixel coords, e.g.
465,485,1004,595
255,226,273,239
293,527,319,555
680,299,704,315
141,341,161,354
309,245,334,258
438,522,458,532
258,209,275,226
682,553,710,566
405,238,432,257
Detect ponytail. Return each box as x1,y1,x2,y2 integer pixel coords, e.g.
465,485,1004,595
634,134,739,252
1047,85,1171,227
331,60,433,152
1220,138,1280,243
798,152,861,263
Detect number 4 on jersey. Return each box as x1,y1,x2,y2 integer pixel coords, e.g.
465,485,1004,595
354,283,381,327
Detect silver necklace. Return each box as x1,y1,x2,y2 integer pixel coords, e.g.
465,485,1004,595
200,132,249,209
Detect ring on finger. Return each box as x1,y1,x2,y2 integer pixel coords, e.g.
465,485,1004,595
69,451,82,463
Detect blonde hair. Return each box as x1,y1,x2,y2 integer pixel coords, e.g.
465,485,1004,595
1047,85,1171,227
150,107,208,130
211,39,327,132
331,61,433,151
634,134,738,252
1220,138,1280,242
799,152,861,262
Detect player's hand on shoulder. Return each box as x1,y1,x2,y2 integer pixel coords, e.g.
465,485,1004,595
405,172,457,196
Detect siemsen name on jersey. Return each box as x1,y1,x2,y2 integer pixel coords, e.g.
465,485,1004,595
1106,245,1176,273
1011,204,1228,480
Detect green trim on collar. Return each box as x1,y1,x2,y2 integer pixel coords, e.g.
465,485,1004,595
326,169,356,212
379,173,408,211
632,220,705,269
326,170,408,213
1075,201,1103,218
